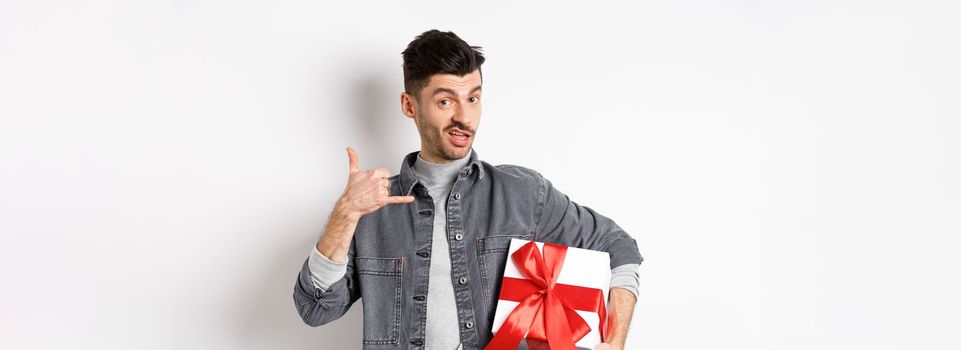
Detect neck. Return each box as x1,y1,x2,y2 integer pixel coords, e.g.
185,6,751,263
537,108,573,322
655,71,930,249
418,146,471,164
411,148,472,188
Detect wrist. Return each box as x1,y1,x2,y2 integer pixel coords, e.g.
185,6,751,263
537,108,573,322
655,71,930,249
316,233,351,261
333,199,362,222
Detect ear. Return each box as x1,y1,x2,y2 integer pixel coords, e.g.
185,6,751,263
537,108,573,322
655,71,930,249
400,92,417,119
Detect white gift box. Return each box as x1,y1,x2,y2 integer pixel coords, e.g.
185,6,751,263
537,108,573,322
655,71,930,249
490,239,611,349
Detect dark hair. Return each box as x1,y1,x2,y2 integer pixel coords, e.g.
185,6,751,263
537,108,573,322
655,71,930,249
402,29,485,99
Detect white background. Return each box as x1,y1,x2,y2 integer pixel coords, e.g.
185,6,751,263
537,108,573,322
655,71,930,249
2,1,959,349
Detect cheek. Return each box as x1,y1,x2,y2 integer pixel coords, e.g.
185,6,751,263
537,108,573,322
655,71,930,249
469,104,482,119
424,109,451,126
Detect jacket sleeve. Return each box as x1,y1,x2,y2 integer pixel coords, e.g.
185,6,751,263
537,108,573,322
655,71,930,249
532,172,644,269
308,245,349,291
293,238,360,327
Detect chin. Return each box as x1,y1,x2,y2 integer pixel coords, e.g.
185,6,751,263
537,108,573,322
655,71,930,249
443,147,469,160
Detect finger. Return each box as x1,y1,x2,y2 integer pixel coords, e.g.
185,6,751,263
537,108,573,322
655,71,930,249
347,147,360,174
382,195,416,204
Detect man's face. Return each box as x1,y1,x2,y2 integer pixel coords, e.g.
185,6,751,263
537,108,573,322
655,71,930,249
401,69,482,164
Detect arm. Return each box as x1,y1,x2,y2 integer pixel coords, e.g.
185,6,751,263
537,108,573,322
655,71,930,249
532,173,644,268
308,243,348,291
596,288,637,350
293,147,415,326
293,206,362,327
315,202,362,264
599,263,640,349
531,172,644,349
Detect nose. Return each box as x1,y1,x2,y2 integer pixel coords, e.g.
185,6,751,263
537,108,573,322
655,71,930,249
452,103,469,128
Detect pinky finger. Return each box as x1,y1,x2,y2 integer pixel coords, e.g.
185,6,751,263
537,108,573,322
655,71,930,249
384,195,416,204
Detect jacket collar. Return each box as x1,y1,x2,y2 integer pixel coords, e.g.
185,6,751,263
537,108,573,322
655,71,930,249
399,147,485,196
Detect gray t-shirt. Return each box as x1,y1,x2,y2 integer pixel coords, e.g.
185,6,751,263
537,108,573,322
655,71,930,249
409,148,473,350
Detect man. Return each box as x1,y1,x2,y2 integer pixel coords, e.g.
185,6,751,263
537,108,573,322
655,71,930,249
293,29,643,350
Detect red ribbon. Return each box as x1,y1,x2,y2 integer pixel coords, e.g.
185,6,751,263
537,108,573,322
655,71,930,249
484,241,608,350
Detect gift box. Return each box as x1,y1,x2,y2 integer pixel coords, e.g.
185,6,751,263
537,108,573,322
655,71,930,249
486,239,611,350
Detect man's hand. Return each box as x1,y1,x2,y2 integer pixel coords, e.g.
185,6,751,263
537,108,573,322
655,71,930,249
530,340,621,350
315,147,415,262
337,146,415,218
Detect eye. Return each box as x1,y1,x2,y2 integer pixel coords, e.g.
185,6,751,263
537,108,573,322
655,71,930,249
439,99,451,106
469,96,480,103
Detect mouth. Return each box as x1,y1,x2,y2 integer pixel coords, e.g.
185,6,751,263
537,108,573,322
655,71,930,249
447,129,471,147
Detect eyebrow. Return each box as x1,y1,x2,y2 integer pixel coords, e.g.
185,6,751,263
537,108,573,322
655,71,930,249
431,85,482,98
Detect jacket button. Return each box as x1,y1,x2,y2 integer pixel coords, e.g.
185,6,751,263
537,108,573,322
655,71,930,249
465,321,474,329
413,295,425,301
453,192,461,200
410,339,424,346
459,277,468,284
454,233,463,241
417,251,429,258
418,209,432,215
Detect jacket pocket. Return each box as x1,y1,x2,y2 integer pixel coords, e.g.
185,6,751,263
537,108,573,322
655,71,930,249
356,256,403,345
475,232,533,314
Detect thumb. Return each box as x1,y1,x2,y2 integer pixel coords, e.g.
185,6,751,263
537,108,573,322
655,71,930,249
346,146,360,174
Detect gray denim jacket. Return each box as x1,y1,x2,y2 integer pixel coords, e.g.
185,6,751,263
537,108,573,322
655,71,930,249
293,148,643,349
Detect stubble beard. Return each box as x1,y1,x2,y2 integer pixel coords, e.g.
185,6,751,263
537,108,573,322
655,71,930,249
415,114,471,162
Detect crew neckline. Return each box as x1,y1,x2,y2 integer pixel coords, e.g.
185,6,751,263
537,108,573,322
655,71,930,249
411,148,473,189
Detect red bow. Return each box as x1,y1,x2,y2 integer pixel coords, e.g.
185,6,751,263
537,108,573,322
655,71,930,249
484,241,608,350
